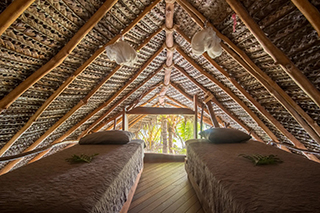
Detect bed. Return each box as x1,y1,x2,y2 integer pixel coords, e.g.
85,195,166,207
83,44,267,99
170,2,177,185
185,139,320,213
0,139,144,213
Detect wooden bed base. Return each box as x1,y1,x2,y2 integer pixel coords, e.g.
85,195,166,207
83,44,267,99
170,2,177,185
120,168,143,213
185,162,211,213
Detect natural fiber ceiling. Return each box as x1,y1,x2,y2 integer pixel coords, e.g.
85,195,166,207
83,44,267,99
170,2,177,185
0,0,320,173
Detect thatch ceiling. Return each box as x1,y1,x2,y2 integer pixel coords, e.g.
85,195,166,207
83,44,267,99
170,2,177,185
0,0,320,174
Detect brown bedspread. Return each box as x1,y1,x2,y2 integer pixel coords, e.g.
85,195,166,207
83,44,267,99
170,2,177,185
186,139,320,213
0,140,144,213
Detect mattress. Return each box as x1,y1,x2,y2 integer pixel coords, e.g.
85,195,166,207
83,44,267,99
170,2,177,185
186,139,320,213
0,140,144,213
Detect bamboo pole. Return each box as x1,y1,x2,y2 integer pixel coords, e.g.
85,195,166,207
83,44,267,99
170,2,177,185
174,61,279,142
175,28,307,149
0,0,35,36
206,101,220,128
177,0,320,144
291,0,320,37
159,1,175,104
0,0,119,111
194,95,198,139
170,82,263,141
227,0,320,108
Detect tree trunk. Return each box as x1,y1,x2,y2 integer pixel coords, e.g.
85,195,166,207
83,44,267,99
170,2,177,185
161,118,168,154
168,125,173,154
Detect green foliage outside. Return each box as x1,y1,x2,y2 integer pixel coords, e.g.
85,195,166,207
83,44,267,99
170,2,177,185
136,115,199,155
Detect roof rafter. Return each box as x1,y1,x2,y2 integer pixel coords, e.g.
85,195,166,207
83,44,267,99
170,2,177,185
107,92,161,131
77,65,164,139
227,0,320,108
0,24,163,157
174,51,278,142
97,86,162,132
164,96,213,126
177,0,320,145
175,28,307,149
291,0,320,37
0,0,119,111
0,0,35,36
0,46,165,175
170,82,262,141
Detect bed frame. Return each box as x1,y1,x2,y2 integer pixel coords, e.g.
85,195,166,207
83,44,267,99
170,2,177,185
185,139,320,213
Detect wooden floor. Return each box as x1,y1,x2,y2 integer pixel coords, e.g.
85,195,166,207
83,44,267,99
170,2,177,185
128,161,204,213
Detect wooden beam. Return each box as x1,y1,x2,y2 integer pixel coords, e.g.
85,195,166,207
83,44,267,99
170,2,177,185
127,107,195,115
170,82,263,141
0,48,164,175
0,0,119,111
97,87,161,133
291,0,320,37
0,3,163,157
0,0,35,36
175,28,307,149
76,64,164,138
177,0,320,145
194,95,198,139
165,97,213,126
174,61,279,142
222,44,320,145
227,0,320,109
206,101,219,128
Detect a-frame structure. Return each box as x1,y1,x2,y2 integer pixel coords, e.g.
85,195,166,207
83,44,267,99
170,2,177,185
0,0,320,174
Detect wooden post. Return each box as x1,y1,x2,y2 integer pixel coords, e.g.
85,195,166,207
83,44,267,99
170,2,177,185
0,0,35,36
122,108,128,131
113,118,117,130
291,0,320,37
205,100,220,128
226,0,320,109
194,95,198,139
200,103,204,136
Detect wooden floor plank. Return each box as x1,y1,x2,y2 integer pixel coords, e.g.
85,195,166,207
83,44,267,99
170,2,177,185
173,194,199,213
129,169,187,211
134,163,184,197
128,162,203,213
135,163,182,192
161,187,196,213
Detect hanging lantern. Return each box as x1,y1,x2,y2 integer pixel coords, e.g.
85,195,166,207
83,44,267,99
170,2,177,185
191,27,222,59
105,40,137,66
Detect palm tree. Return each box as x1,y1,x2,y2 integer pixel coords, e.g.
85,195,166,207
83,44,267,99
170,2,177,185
167,115,182,154
160,115,168,153
138,122,161,152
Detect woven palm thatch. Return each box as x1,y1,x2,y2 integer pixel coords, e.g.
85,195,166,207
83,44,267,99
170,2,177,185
0,0,320,173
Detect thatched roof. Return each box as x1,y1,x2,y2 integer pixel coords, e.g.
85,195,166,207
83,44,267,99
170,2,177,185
0,0,320,174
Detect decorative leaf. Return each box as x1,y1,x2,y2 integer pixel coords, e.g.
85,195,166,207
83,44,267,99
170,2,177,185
66,153,99,164
239,154,282,165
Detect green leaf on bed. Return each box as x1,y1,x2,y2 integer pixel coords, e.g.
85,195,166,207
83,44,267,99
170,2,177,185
239,154,282,165
66,153,99,164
